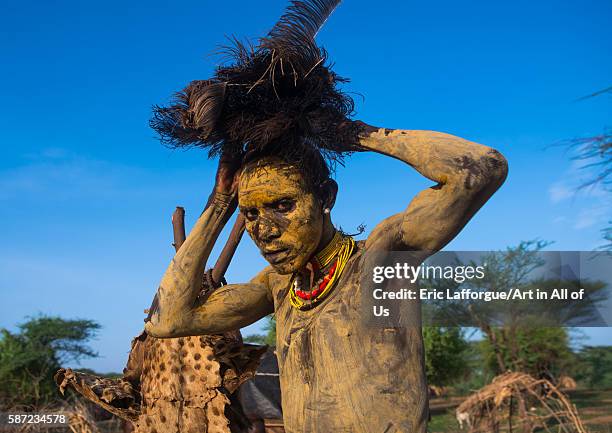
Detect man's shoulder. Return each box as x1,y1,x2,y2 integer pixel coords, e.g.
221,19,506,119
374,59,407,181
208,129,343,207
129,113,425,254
251,265,291,290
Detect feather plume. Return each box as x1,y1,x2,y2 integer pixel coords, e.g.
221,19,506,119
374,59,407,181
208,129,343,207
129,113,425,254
183,81,227,135
260,0,342,76
150,0,363,179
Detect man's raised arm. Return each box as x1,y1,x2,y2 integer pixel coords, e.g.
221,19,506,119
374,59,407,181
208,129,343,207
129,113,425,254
356,123,508,253
145,155,274,338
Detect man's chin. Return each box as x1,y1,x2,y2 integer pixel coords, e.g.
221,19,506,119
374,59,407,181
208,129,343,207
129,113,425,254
262,250,310,274
269,261,297,275
266,256,305,275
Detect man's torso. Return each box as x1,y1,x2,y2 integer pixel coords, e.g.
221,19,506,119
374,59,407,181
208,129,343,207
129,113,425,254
266,241,428,433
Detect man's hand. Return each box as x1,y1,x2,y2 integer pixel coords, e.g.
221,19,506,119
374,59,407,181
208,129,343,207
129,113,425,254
147,151,245,339
214,152,242,196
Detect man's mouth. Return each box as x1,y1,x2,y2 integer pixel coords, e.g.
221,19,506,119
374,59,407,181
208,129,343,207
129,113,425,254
263,247,291,264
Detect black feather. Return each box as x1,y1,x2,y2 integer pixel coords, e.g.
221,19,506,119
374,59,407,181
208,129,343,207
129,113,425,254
184,81,227,136
150,80,228,157
150,0,362,176
260,0,342,76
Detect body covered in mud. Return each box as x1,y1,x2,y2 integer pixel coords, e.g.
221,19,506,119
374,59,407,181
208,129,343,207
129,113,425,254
144,1,508,431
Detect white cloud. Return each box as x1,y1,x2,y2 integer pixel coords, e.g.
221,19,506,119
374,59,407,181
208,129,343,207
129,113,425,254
549,183,573,203
552,216,568,224
574,206,610,230
548,158,608,204
0,148,209,203
548,156,611,233
0,149,144,201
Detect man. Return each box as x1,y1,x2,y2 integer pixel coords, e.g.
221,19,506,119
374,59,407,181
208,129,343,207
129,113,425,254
145,1,508,431
145,125,507,433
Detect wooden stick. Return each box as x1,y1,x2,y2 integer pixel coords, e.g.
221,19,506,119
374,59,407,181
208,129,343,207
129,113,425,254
145,208,244,322
171,207,187,252
211,213,245,285
145,207,187,322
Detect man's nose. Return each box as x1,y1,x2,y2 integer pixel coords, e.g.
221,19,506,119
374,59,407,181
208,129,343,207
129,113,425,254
257,217,281,242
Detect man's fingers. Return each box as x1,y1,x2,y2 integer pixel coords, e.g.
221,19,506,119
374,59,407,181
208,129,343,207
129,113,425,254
215,152,244,195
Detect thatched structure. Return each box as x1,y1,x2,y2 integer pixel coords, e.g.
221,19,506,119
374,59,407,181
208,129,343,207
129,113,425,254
455,371,587,433
66,401,100,433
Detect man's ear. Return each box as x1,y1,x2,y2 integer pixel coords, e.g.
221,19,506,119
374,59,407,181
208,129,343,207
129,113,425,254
319,179,338,211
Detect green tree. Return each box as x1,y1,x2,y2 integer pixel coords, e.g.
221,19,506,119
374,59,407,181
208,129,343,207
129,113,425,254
479,327,573,378
0,315,100,409
244,315,276,346
573,345,612,389
422,326,469,387
422,240,608,378
564,86,611,250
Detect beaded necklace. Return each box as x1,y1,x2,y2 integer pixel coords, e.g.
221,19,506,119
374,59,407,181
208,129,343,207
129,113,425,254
289,231,355,311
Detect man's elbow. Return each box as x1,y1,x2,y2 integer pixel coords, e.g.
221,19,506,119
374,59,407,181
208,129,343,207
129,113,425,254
144,313,220,338
483,147,509,186
144,320,182,338
144,310,197,338
457,147,508,192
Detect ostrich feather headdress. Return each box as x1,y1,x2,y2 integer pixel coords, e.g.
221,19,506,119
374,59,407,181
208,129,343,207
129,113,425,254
150,0,361,167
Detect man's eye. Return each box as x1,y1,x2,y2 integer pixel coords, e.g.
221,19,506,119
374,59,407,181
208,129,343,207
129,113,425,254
243,209,259,220
275,200,294,213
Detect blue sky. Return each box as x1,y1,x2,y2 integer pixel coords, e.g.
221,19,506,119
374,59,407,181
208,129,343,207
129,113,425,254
1,0,611,372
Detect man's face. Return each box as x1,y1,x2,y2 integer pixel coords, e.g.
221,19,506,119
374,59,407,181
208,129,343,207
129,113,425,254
238,160,324,274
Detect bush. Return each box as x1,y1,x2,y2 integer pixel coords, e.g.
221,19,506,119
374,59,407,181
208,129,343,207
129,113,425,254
0,315,100,409
423,326,469,387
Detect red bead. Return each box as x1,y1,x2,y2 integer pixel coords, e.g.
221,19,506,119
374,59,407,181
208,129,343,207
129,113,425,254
295,258,341,301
